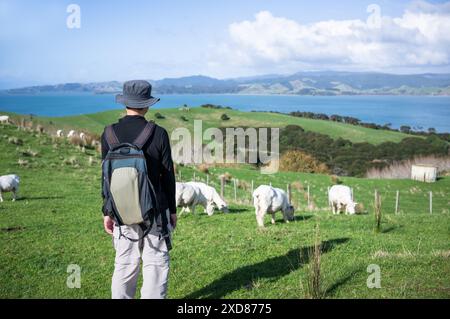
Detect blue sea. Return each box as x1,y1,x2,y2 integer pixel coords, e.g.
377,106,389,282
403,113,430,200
0,93,449,132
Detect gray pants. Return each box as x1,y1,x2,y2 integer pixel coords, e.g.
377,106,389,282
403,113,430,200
111,225,170,299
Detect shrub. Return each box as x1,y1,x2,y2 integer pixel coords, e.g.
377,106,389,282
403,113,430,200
154,112,165,119
280,150,330,174
291,181,304,192
237,179,250,190
201,104,232,110
219,172,232,183
279,125,449,177
330,175,342,184
306,224,323,299
221,113,230,121
355,203,365,214
197,164,209,174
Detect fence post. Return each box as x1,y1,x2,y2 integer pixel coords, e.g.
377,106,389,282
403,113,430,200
206,174,209,186
233,178,237,202
374,189,382,232
395,190,399,215
251,180,254,202
429,191,433,214
270,181,272,187
179,170,182,182
220,176,225,198
287,183,291,204
193,172,196,181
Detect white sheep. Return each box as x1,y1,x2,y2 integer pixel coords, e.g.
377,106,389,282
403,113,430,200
328,185,357,215
253,185,294,227
79,132,86,140
0,174,20,202
67,130,76,138
176,182,229,216
56,129,64,137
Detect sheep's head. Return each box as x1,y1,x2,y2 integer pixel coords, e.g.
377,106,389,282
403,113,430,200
206,203,215,216
219,204,229,213
346,202,357,215
284,205,295,221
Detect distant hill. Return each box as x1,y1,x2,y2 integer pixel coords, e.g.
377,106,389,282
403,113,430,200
3,72,450,96
2,106,412,145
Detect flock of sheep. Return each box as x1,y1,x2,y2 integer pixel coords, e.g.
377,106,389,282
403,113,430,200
56,129,86,141
176,181,358,227
0,116,20,202
1,115,358,227
0,115,95,203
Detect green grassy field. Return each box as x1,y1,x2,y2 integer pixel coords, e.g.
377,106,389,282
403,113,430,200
0,122,449,298
2,106,412,144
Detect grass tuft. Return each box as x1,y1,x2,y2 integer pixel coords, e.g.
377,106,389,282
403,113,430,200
306,224,323,299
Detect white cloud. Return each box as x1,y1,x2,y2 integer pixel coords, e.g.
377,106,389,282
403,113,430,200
209,1,450,74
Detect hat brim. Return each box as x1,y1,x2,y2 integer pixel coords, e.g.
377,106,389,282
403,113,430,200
115,94,160,108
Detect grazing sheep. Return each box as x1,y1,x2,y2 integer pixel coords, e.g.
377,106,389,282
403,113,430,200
176,182,229,216
328,185,357,215
56,129,64,137
0,174,20,202
79,132,86,140
176,182,196,212
67,130,76,138
253,185,294,227
0,115,10,124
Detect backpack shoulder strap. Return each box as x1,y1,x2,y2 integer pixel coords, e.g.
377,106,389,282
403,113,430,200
133,121,156,149
104,124,120,149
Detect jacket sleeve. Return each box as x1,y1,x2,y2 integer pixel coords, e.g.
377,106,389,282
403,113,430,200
159,128,177,215
101,132,109,161
101,131,109,216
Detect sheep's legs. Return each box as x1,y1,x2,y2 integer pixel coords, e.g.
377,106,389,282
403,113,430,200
256,210,265,228
271,213,276,225
12,189,17,201
0,191,3,203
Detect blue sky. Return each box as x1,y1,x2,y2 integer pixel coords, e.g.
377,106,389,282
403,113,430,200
0,0,449,88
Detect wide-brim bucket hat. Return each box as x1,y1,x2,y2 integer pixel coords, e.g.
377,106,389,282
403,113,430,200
116,80,160,108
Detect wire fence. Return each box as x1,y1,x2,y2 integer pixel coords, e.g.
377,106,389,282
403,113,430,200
177,167,450,215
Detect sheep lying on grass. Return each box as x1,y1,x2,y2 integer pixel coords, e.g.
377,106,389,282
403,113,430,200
0,174,20,202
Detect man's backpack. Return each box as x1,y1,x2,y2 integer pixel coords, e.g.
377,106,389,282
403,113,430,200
102,122,158,242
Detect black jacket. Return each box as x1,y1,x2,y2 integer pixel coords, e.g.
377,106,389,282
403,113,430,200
101,115,176,219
